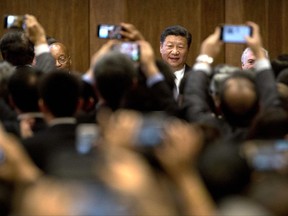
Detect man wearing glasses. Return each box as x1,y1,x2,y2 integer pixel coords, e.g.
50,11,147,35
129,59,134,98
49,42,72,71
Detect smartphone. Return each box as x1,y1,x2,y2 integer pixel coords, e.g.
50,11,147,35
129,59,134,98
97,24,122,39
76,124,99,154
135,113,167,147
242,140,288,171
4,15,24,29
111,42,140,62
220,25,252,43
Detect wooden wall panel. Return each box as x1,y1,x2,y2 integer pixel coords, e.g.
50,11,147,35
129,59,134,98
201,0,225,64
0,0,89,72
225,0,245,67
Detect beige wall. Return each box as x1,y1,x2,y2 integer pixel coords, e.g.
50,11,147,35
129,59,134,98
1,0,288,72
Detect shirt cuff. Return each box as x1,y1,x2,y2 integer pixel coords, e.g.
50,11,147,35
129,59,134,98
254,58,271,72
146,73,164,87
193,62,212,76
34,44,50,56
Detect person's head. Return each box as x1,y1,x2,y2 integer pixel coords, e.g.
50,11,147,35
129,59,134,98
271,54,288,78
93,51,137,111
241,47,269,70
210,64,241,109
219,71,259,127
198,140,252,203
8,66,43,113
39,70,82,118
49,42,71,71
160,25,192,72
124,59,176,113
0,29,34,66
247,108,288,140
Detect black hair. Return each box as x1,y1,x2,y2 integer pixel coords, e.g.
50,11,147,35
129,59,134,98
160,25,192,48
277,68,288,86
8,66,43,113
46,36,58,46
39,70,81,117
247,108,288,140
0,29,34,66
93,51,136,111
198,140,252,203
271,54,288,78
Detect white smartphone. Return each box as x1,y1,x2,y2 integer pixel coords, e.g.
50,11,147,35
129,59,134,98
220,25,253,43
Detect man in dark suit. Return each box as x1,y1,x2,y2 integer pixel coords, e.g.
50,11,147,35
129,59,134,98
0,14,55,73
8,66,47,138
160,25,192,99
22,70,82,173
183,21,282,142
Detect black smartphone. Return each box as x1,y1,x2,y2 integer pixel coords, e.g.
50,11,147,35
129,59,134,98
111,42,140,62
97,24,122,39
4,15,24,29
220,25,252,43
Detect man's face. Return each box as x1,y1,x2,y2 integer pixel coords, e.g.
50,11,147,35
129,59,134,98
160,35,189,71
242,50,256,70
49,43,71,71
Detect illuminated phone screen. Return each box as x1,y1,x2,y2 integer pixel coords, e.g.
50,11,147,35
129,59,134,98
221,25,252,43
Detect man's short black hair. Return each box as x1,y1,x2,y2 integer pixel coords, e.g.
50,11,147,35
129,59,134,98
8,66,43,113
93,51,137,111
0,29,34,66
160,25,192,48
39,70,81,117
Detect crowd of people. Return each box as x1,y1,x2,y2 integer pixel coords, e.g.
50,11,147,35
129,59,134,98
0,14,288,215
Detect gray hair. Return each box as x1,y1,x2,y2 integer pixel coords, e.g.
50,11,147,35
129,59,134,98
241,47,269,64
210,64,241,95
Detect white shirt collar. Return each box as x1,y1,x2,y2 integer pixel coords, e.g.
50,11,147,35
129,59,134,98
173,66,186,99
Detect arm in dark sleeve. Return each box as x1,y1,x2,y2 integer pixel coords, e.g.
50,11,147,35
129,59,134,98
182,69,215,123
34,44,56,73
35,53,56,73
149,80,179,116
254,59,282,109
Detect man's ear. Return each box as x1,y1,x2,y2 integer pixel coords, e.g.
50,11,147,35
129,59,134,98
160,42,163,54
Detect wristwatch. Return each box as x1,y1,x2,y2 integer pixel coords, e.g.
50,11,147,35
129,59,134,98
196,54,214,64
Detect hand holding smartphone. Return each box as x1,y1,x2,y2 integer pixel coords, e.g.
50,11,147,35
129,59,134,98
111,42,140,62
220,24,253,43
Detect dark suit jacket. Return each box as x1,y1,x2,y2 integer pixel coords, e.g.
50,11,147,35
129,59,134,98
35,52,56,73
184,64,191,74
182,66,282,141
22,123,77,172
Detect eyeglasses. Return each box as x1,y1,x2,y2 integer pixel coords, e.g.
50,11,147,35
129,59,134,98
56,55,70,65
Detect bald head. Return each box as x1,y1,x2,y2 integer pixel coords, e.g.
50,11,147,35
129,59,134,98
223,78,257,114
49,42,71,71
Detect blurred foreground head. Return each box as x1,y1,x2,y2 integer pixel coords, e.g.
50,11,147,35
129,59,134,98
93,51,137,111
